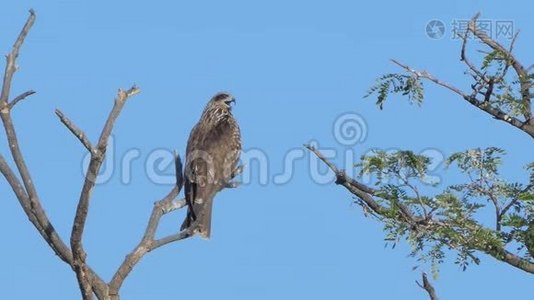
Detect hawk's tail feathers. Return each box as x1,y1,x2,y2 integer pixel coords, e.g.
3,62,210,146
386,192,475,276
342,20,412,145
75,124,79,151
180,200,213,240
197,202,212,239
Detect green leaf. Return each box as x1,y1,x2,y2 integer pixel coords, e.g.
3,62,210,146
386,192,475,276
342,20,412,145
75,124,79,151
365,73,424,109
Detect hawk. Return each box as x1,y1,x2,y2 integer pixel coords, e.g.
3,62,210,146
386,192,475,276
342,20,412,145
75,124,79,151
180,92,242,239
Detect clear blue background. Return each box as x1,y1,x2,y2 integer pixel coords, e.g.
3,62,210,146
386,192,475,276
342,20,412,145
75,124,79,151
1,1,533,299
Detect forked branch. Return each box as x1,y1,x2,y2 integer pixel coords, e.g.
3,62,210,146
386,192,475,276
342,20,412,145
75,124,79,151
108,154,196,296
0,9,109,299
390,59,532,137
388,13,534,139
305,145,534,274
0,9,198,300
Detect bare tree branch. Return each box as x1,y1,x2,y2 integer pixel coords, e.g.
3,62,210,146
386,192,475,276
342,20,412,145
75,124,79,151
0,154,28,207
390,59,534,139
0,8,38,213
1,10,207,299
108,195,187,297
0,9,35,107
0,10,108,298
109,153,243,297
55,109,94,152
151,224,196,249
0,9,73,267
108,155,191,296
69,85,140,299
8,90,35,109
416,272,439,300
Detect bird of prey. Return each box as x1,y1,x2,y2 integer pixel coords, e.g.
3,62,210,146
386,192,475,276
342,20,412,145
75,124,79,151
180,92,242,239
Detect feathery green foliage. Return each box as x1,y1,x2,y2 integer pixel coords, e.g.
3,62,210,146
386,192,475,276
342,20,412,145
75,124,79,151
355,148,534,275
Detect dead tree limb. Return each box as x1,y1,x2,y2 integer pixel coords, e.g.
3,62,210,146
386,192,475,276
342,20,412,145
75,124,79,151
0,9,198,299
66,85,140,299
0,7,70,272
9,90,35,109
108,154,189,296
0,10,35,107
0,9,110,299
55,109,94,152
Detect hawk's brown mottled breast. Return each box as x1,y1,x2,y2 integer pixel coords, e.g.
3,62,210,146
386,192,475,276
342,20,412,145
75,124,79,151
180,92,241,239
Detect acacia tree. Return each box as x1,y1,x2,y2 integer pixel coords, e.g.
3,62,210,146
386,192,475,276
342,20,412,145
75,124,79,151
0,10,212,300
307,13,534,298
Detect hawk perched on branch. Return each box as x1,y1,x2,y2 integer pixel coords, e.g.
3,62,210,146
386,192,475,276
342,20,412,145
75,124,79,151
180,92,242,239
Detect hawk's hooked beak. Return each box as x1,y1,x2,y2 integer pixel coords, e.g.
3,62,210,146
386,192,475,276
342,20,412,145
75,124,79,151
225,98,236,108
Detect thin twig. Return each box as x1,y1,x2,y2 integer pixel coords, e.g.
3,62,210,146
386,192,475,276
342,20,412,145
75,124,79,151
389,14,534,137
55,109,94,152
151,225,195,249
500,183,533,220
416,272,439,300
493,31,519,84
391,59,470,99
468,14,533,123
482,176,501,231
396,170,428,218
0,9,35,107
8,90,35,109
390,59,534,139
459,24,488,84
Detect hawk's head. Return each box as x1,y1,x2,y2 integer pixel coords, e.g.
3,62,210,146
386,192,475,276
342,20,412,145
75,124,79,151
209,92,235,111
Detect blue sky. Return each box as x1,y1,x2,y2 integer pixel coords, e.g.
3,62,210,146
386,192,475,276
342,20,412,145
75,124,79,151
1,1,533,299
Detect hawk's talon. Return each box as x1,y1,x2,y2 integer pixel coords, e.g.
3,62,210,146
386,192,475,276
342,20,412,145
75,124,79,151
231,164,244,179
224,181,241,189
